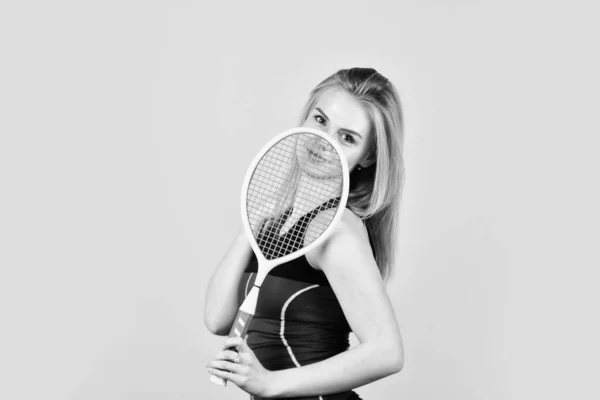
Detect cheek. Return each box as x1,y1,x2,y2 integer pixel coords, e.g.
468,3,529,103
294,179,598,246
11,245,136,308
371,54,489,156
345,144,372,170
342,149,359,169
302,120,321,132
301,117,313,126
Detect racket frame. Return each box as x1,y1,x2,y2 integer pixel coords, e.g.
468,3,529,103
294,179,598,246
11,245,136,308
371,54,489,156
241,127,350,280
210,127,349,387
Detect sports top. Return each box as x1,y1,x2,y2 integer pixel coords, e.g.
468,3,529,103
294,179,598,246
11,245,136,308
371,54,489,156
237,199,365,400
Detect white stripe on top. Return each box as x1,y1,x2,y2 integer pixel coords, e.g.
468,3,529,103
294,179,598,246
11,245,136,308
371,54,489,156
280,284,319,367
279,284,323,400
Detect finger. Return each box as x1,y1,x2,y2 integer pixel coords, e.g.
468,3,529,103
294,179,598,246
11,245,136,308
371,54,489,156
207,360,244,375
213,349,240,362
207,367,232,383
235,335,251,354
228,349,242,364
241,334,250,349
207,367,243,387
223,336,244,350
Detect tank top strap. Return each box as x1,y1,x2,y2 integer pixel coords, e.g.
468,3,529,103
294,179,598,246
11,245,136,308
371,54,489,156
299,196,341,226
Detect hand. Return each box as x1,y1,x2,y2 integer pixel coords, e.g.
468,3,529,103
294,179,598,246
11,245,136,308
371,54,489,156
207,335,274,397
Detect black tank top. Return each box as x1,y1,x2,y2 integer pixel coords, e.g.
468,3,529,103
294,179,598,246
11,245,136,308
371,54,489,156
238,200,364,400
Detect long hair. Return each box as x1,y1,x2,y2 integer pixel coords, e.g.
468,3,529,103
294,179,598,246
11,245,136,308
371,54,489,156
297,68,405,281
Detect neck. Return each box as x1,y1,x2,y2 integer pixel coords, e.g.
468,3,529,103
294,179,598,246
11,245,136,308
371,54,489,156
277,172,341,235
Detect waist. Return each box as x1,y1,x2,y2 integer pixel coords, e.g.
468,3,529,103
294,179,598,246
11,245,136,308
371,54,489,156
248,317,350,370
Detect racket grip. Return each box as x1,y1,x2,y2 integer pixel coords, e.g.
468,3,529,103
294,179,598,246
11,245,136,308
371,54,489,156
209,310,255,387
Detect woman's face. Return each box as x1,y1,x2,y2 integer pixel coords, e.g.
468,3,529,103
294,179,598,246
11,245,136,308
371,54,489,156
302,88,374,172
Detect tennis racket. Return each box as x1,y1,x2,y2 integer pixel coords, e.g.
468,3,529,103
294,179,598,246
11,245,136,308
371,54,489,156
209,127,350,386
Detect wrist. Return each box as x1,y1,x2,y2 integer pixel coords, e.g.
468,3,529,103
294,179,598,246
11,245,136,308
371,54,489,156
262,369,282,398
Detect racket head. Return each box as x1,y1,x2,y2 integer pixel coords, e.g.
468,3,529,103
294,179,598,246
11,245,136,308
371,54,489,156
240,127,350,267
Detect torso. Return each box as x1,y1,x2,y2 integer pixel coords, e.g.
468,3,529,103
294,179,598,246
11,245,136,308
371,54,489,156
238,202,368,400
239,255,361,400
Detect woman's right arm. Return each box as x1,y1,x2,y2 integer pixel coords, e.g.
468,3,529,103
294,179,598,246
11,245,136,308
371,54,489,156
204,228,254,335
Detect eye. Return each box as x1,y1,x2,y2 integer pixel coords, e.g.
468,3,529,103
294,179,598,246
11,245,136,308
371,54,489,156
313,114,326,125
340,133,355,144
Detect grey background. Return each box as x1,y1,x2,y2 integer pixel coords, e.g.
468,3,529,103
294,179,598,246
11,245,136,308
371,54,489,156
1,1,598,399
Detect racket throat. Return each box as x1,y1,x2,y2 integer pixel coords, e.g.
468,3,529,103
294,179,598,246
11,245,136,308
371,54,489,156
238,268,268,315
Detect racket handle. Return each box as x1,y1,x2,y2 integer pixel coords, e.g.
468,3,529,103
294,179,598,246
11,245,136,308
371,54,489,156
226,309,254,339
209,310,255,387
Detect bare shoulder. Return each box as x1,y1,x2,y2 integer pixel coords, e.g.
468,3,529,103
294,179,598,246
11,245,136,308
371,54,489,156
306,207,373,272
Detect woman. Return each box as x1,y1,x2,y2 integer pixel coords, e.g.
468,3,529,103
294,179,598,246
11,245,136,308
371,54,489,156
204,67,405,399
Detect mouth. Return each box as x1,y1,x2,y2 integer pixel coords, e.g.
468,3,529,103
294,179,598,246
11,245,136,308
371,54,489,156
307,148,327,163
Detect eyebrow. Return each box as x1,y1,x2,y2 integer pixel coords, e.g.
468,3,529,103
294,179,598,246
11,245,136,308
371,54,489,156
315,107,363,140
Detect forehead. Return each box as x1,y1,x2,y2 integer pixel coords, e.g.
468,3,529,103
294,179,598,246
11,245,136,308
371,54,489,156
314,88,371,136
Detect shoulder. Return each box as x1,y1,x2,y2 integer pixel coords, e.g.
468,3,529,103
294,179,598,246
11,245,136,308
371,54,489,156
334,207,370,243
306,207,374,272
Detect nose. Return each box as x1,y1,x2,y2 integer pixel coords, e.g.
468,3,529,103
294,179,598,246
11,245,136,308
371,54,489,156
324,125,336,137
309,125,338,150
318,135,335,153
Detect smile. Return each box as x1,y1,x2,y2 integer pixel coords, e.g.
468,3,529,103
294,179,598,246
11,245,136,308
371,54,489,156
307,148,327,163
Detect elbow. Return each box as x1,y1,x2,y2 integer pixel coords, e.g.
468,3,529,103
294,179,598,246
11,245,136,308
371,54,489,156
390,353,404,374
387,335,404,374
203,314,229,336
364,339,404,376
365,341,404,376
383,345,404,375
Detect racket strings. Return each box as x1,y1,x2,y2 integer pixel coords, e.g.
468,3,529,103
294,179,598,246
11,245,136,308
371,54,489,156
256,197,339,259
247,133,344,260
256,197,341,260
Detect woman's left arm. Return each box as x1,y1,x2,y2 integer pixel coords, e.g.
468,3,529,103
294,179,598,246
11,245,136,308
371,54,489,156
207,210,404,397
268,211,403,397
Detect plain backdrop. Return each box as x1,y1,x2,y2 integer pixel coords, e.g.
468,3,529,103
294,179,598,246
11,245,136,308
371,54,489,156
1,1,599,399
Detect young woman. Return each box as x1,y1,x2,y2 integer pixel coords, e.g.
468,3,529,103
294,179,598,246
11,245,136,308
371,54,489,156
204,67,405,399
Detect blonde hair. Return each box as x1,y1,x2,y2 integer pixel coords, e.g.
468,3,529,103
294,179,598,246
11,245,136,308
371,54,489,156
298,68,405,281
